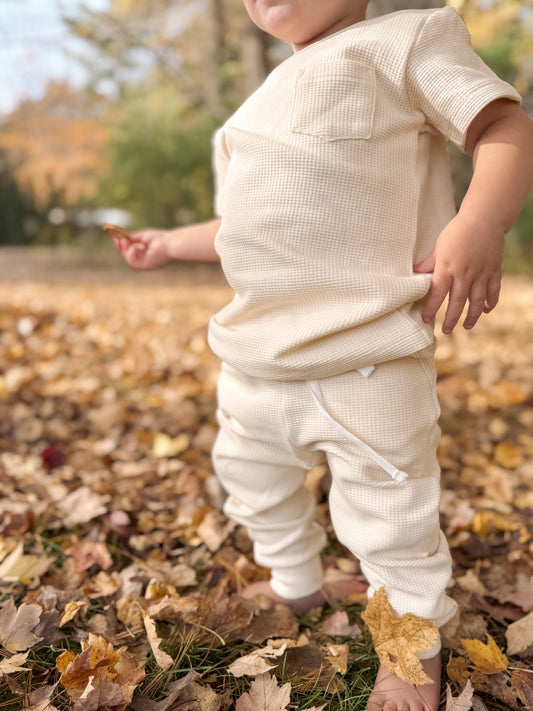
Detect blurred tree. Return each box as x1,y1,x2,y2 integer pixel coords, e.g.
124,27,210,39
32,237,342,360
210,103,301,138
99,81,218,228
0,82,109,238
0,150,36,245
66,0,276,117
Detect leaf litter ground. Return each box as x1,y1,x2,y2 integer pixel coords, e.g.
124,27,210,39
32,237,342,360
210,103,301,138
0,252,532,710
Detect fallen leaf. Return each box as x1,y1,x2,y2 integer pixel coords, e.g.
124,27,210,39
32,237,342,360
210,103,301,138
0,598,43,652
152,432,189,458
445,680,474,711
65,540,113,573
59,600,90,627
361,587,439,685
0,541,52,584
505,610,533,656
23,683,60,711
56,486,109,526
319,610,361,638
142,609,174,670
495,573,533,613
235,673,291,711
324,642,349,674
228,642,286,678
72,678,124,710
0,651,31,674
461,634,508,674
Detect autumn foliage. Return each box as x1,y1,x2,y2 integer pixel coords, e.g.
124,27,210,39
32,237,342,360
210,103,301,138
0,257,532,709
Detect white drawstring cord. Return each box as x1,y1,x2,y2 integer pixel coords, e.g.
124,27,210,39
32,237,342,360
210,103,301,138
307,378,409,484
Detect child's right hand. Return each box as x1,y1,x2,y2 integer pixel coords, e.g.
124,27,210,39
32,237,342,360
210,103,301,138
104,225,170,270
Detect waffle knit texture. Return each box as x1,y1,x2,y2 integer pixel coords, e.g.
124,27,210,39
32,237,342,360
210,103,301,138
213,347,457,628
208,7,520,380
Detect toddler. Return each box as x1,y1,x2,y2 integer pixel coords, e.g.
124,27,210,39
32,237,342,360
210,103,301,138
112,1,533,708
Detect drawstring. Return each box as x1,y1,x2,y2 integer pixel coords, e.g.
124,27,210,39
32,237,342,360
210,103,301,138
307,378,409,484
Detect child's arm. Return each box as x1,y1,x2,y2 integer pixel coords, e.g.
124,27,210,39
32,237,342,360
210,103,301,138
109,218,221,270
414,98,533,334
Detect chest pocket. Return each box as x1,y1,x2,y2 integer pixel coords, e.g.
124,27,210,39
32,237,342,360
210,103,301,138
290,60,376,141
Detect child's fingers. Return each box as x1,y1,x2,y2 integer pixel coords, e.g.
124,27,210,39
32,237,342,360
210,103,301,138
462,281,489,330
421,273,452,325
441,283,469,334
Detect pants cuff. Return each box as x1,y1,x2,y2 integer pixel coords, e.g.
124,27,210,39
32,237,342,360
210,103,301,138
416,638,441,659
270,558,323,599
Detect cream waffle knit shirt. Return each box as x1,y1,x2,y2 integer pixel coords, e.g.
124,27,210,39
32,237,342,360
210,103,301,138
208,7,520,380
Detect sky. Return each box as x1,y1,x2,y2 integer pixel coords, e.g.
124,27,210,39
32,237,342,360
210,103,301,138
0,0,109,116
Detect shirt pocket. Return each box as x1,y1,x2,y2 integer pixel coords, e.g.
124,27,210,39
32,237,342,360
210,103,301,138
290,60,376,141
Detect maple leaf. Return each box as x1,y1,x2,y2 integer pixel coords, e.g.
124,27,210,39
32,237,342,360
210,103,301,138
57,635,125,691
445,680,474,711
361,587,439,685
461,634,508,674
235,673,291,711
0,598,43,652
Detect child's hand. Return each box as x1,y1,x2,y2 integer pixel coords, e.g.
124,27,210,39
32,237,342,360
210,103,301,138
413,214,505,334
104,225,170,270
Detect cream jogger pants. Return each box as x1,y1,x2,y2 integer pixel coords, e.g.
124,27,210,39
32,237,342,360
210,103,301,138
212,346,457,630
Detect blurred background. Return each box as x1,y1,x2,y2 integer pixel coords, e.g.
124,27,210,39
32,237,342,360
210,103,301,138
1,0,532,267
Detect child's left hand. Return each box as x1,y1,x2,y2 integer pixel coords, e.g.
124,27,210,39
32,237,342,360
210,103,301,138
413,213,505,334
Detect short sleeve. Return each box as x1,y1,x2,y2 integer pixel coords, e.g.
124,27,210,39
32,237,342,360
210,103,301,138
212,127,230,217
407,6,521,150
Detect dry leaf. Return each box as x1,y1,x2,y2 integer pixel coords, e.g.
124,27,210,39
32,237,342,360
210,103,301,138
505,611,533,656
228,642,286,678
23,684,60,711
324,643,349,674
461,634,508,674
319,610,361,638
57,634,125,690
0,541,52,584
361,587,439,685
0,651,30,674
152,432,189,458
57,487,109,526
0,598,43,652
59,600,89,627
72,678,124,710
142,609,174,670
235,673,291,711
445,680,474,711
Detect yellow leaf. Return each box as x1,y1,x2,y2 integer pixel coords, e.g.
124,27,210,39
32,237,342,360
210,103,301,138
152,432,189,458
461,634,508,674
361,587,439,686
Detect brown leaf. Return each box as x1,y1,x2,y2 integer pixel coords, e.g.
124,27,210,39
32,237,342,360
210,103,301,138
65,540,113,573
0,598,43,652
23,683,60,711
72,678,125,711
461,634,508,674
361,587,439,685
235,673,291,711
142,609,174,670
506,611,533,656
